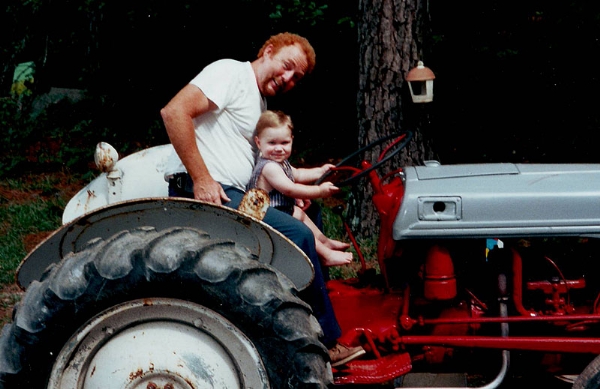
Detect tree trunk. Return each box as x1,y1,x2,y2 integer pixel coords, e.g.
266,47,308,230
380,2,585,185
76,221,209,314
353,0,434,239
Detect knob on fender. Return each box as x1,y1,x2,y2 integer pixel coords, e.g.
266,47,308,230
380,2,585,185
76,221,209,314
94,142,119,172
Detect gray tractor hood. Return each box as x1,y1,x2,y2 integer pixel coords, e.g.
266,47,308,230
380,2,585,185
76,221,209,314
394,162,600,239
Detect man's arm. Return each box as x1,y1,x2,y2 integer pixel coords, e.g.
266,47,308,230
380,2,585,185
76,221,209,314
160,84,230,204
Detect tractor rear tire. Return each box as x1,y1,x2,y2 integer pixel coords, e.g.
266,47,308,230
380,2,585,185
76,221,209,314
573,355,600,389
0,226,331,388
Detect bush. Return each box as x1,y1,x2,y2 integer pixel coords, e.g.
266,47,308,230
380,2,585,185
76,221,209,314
0,92,166,178
0,96,33,174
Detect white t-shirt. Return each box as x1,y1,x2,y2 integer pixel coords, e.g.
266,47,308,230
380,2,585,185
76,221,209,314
165,59,266,190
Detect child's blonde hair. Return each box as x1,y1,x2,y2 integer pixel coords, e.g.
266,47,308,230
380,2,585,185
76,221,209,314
255,110,294,137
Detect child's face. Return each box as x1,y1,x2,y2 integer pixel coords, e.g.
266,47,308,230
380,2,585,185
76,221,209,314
255,125,293,163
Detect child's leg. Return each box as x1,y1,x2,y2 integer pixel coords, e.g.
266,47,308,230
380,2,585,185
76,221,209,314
293,207,351,250
293,206,328,243
293,206,353,267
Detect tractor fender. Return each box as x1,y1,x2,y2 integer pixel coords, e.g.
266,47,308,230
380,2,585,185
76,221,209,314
62,143,172,224
17,197,314,292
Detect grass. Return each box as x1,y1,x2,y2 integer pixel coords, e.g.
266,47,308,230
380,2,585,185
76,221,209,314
319,199,379,279
0,202,62,283
0,173,78,287
0,172,82,327
0,173,379,287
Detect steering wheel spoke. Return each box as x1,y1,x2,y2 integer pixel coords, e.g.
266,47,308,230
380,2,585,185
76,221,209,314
316,131,413,187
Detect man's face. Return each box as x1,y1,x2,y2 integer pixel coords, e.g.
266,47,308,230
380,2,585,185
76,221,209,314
257,44,309,97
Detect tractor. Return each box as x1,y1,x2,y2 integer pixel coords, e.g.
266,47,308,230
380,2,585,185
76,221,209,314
2,131,600,388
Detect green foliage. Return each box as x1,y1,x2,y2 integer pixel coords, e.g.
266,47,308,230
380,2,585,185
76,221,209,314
1,0,358,179
269,0,328,26
337,16,355,28
0,90,168,178
0,0,44,91
319,200,379,280
264,0,356,29
0,97,31,173
0,94,115,177
328,234,379,280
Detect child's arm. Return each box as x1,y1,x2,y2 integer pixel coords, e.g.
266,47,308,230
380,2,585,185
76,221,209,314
262,163,339,199
293,163,336,184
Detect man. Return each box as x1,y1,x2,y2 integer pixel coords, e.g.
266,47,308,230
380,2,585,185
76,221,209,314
160,32,365,367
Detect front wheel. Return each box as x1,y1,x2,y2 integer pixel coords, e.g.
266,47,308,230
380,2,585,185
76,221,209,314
0,226,331,388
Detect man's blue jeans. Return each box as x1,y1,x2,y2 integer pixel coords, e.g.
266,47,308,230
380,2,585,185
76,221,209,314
168,177,341,348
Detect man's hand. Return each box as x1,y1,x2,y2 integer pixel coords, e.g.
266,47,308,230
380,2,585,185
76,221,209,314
193,176,231,205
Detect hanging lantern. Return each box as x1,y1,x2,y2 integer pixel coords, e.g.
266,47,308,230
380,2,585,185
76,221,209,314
406,61,435,103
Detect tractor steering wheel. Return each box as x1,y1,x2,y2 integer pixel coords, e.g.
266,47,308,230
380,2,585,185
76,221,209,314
315,131,413,187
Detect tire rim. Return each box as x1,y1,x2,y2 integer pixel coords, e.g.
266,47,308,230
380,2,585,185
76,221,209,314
48,298,269,389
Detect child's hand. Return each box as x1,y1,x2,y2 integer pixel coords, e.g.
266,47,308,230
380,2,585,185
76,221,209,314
318,181,340,197
297,199,312,211
320,163,337,175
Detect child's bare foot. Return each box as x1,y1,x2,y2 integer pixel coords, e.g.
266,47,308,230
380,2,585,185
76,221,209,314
320,250,353,267
325,239,351,251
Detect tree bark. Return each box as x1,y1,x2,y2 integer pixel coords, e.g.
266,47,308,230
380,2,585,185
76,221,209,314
353,0,434,239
